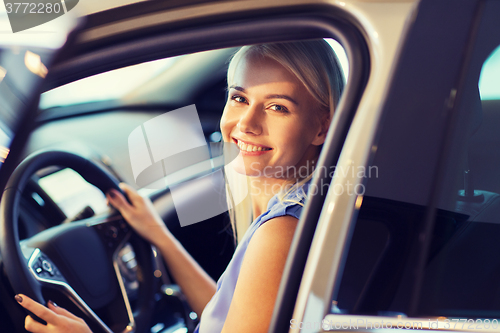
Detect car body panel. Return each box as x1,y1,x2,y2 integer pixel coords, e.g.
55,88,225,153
291,0,418,330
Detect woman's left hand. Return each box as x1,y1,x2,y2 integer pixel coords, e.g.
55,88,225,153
15,294,93,333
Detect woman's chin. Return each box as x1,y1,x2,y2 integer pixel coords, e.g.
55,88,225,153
230,165,283,180
226,155,263,177
231,164,260,177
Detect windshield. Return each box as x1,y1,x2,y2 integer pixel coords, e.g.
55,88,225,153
39,56,180,109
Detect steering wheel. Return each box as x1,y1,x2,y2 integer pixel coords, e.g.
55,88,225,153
0,150,156,333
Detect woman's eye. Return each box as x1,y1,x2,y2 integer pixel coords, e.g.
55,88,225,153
269,104,289,113
231,95,247,103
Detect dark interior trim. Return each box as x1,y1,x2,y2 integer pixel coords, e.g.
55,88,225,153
409,0,486,316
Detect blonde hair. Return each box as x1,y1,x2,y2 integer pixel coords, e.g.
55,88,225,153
224,40,345,242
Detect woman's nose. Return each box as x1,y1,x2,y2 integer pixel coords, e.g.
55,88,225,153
237,106,262,135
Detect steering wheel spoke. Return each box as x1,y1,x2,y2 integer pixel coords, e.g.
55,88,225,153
88,214,138,331
28,248,66,284
88,214,132,254
27,248,114,333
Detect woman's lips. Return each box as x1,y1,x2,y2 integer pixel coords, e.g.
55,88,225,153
233,138,272,155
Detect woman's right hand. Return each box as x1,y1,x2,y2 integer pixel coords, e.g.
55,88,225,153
106,183,170,247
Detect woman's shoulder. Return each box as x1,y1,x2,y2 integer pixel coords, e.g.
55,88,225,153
263,180,311,223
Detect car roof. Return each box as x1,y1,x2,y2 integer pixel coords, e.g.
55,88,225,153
74,0,149,17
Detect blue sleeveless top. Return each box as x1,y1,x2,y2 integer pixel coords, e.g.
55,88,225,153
195,182,309,333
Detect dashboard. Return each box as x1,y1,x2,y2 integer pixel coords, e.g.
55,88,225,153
38,167,109,219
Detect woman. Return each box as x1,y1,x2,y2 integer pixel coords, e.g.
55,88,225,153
15,39,344,333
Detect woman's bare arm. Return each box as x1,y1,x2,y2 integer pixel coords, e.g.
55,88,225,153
221,215,299,333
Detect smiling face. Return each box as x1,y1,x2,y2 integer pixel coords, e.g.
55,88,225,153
220,52,329,180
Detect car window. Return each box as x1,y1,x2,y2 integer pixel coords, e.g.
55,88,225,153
329,0,500,326
35,39,349,192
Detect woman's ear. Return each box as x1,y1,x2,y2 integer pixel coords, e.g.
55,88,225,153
311,113,331,146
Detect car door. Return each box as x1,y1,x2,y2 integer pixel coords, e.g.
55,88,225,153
287,0,500,332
